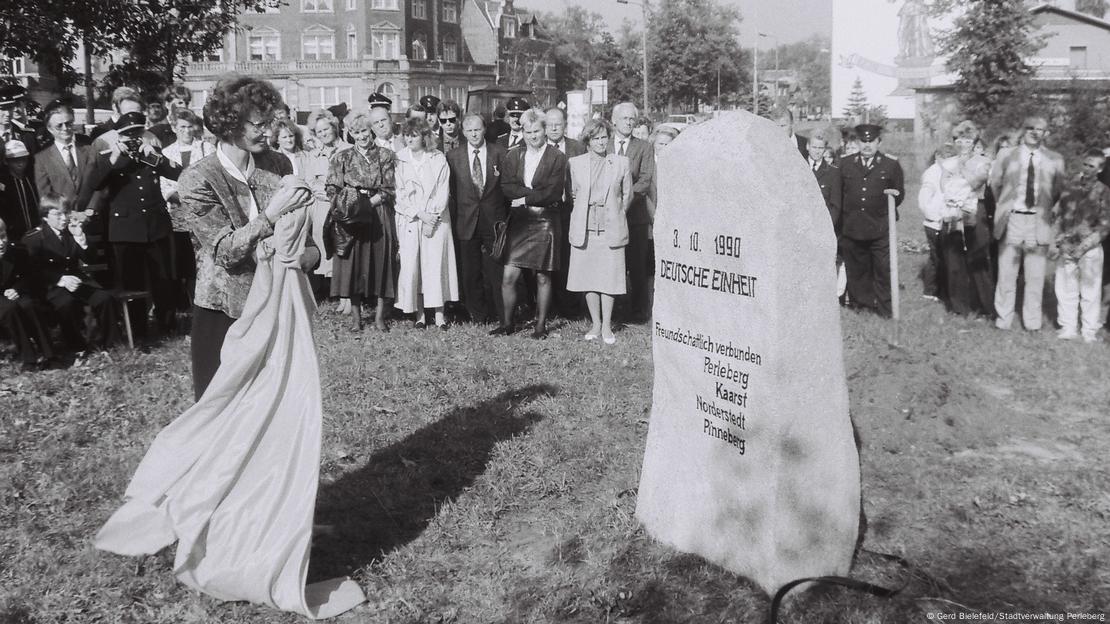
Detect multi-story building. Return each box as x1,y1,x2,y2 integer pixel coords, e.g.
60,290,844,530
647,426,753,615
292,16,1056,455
177,0,555,120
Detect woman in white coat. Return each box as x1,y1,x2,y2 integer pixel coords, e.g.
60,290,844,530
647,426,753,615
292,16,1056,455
393,118,458,328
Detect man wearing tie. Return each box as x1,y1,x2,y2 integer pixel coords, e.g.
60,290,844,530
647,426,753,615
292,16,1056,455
545,107,587,318
447,114,508,324
838,124,904,317
496,97,530,151
988,116,1065,331
34,103,103,219
609,101,653,322
807,131,845,303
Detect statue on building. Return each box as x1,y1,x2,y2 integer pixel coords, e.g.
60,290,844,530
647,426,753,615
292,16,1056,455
895,0,935,61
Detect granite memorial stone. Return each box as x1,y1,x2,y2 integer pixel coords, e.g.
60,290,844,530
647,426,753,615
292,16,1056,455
635,111,861,596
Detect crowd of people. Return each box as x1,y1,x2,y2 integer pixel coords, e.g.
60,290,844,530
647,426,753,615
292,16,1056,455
0,77,676,373
797,111,1110,344
4,74,1108,374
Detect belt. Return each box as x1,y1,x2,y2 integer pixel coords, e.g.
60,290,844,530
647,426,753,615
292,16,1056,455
1012,210,1037,215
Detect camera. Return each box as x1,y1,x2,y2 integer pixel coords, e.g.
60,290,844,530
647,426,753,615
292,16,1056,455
122,136,143,154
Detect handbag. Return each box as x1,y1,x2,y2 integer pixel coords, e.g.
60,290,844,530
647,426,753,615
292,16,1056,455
489,217,509,260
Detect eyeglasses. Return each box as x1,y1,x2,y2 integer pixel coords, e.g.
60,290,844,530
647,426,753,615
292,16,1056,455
439,117,458,124
50,122,75,130
1025,126,1046,132
243,119,269,133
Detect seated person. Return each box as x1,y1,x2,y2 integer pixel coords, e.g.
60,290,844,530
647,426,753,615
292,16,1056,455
0,217,55,369
23,194,121,351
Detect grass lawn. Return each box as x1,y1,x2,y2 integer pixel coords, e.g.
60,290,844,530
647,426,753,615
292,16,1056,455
2,167,1109,622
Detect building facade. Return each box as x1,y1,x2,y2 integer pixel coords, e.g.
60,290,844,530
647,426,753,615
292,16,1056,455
178,0,504,119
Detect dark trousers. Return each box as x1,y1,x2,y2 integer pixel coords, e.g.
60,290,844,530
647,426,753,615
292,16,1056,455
0,297,54,362
191,305,236,401
624,222,654,320
46,284,121,349
555,210,582,318
841,235,891,318
169,231,196,311
922,227,940,298
456,236,504,324
112,238,174,338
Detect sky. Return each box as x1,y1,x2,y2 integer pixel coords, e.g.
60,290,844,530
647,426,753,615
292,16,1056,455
523,0,832,48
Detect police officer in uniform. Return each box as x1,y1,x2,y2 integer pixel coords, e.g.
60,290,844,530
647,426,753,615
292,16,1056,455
368,92,392,111
838,124,904,317
0,85,47,158
419,94,441,135
496,97,530,150
92,111,183,339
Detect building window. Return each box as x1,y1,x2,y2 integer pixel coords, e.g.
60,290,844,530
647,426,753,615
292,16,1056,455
1070,46,1088,69
412,0,426,19
412,33,428,60
8,57,26,75
346,26,358,59
442,35,458,62
308,86,353,108
502,17,516,38
191,48,224,62
302,26,335,60
443,0,457,23
377,82,397,111
188,89,208,113
371,0,398,8
347,0,356,9
302,0,333,12
446,85,465,104
248,28,281,61
371,29,400,59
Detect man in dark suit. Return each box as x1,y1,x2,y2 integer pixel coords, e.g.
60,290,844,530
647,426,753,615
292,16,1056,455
447,114,509,324
609,101,654,321
806,130,841,229
23,197,120,350
0,218,55,369
545,106,586,318
775,108,807,158
495,97,530,151
91,111,182,339
1,140,41,241
838,124,904,317
34,102,103,216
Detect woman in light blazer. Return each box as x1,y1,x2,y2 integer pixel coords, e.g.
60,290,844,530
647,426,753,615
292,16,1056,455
566,118,632,344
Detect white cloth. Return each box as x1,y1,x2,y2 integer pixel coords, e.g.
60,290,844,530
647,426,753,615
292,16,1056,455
94,206,365,619
393,148,459,313
215,143,259,220
1055,245,1104,339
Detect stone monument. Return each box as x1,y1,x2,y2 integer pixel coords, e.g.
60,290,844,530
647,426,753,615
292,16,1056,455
636,111,861,596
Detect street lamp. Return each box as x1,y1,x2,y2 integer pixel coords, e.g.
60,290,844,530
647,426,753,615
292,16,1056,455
616,0,649,115
753,32,767,115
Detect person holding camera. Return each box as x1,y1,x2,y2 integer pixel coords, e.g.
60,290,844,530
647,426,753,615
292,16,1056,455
90,110,182,342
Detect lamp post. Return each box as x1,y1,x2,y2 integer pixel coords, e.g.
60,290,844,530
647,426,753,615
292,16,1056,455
754,32,767,115
616,0,649,114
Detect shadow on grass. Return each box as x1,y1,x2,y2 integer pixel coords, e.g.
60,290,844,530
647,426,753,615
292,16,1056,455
307,384,556,581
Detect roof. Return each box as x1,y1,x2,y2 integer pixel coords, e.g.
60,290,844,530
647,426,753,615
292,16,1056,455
1029,3,1110,31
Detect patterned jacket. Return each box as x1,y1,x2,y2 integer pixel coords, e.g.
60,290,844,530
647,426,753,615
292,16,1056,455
179,149,306,318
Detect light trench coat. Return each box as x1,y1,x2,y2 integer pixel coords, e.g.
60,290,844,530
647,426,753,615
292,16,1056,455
393,147,459,313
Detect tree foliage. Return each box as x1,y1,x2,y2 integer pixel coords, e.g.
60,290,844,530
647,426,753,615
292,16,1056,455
647,0,746,112
1,0,270,98
933,0,1046,122
1075,0,1107,18
762,34,831,114
533,7,643,106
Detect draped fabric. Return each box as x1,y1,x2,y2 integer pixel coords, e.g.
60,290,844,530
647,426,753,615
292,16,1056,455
94,206,365,620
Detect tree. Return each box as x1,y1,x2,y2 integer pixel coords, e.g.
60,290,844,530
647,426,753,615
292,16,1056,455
647,0,746,113
842,77,869,118
1076,0,1107,18
763,34,831,115
534,6,610,97
933,0,1046,122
